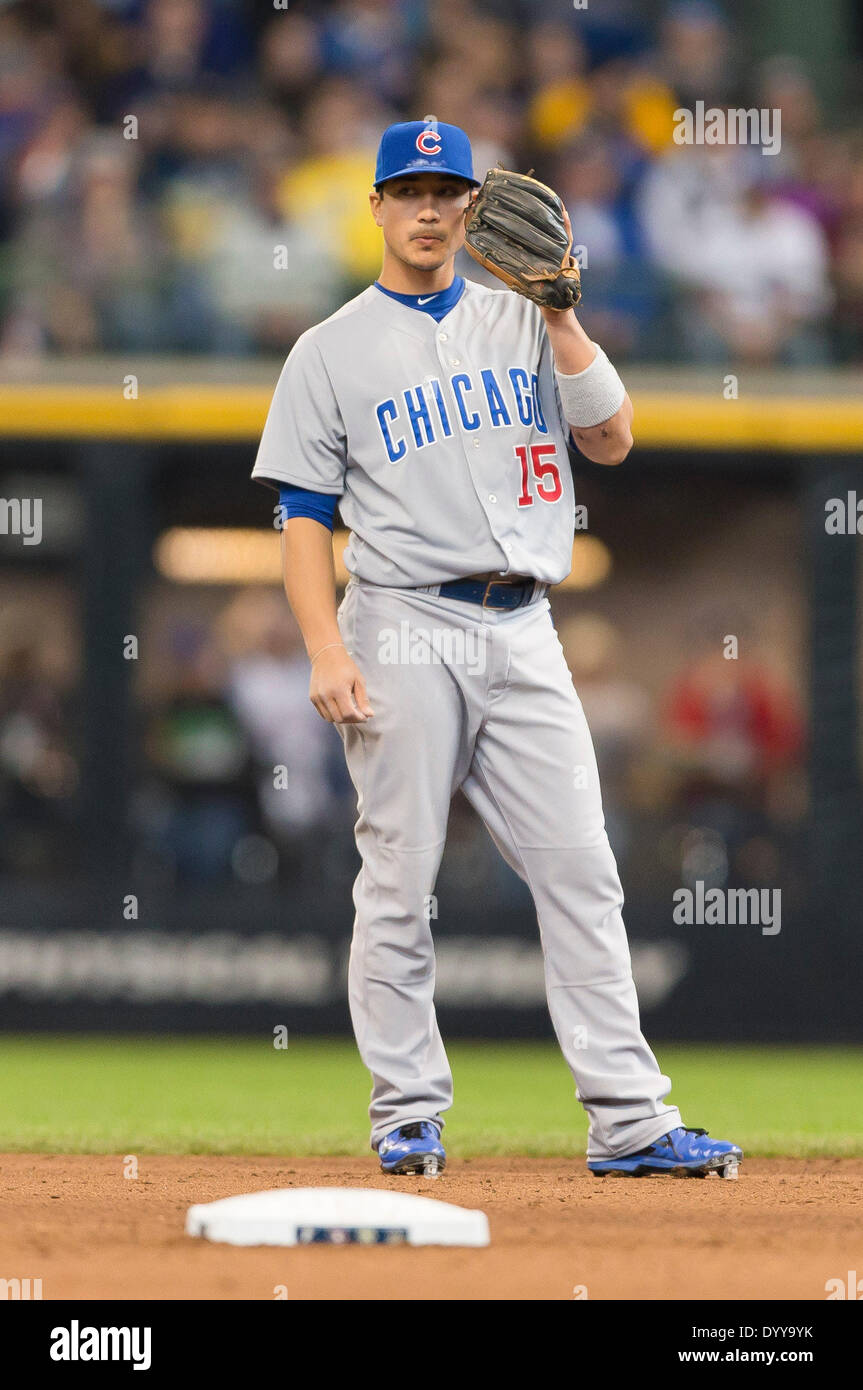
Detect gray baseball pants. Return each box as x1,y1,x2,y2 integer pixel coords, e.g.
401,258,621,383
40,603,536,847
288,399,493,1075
336,577,682,1159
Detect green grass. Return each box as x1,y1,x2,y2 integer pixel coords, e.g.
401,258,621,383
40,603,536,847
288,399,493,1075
0,1036,860,1157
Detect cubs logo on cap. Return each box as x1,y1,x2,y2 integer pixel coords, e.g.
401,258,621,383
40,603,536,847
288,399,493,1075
416,128,442,155
375,117,480,187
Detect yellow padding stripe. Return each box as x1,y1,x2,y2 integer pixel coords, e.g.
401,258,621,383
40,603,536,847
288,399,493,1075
0,385,861,450
633,394,863,451
0,387,268,441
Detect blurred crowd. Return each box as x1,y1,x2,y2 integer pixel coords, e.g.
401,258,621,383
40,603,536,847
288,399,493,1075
0,585,805,909
1,0,862,363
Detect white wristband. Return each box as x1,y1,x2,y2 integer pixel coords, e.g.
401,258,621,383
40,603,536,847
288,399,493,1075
555,344,626,429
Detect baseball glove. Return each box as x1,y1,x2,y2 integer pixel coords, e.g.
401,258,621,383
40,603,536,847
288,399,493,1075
463,167,581,311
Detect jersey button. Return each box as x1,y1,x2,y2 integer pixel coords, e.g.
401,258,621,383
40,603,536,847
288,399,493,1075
451,358,461,366
488,494,497,503
438,333,448,342
504,542,513,553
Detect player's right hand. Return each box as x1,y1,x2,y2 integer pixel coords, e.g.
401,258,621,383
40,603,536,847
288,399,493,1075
310,647,374,724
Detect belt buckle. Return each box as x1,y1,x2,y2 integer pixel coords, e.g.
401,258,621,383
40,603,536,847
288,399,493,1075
482,579,516,609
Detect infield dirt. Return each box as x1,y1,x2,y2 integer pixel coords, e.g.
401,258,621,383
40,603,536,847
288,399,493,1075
2,1154,859,1300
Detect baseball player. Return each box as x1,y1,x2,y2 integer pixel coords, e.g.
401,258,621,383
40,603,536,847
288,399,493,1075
253,118,742,1181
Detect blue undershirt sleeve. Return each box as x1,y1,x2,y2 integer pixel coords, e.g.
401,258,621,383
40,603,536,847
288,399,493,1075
278,484,339,532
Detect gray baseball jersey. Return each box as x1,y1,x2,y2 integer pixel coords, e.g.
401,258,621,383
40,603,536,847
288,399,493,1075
253,278,682,1162
252,280,577,586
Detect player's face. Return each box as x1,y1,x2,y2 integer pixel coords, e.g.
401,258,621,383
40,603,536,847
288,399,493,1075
370,173,474,272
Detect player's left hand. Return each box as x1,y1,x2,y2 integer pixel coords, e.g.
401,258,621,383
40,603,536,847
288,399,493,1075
540,206,577,321
463,166,581,311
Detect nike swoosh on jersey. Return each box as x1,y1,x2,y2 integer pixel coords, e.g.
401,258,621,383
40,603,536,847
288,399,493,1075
417,296,438,305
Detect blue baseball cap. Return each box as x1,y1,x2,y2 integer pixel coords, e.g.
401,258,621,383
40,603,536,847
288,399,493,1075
374,117,480,188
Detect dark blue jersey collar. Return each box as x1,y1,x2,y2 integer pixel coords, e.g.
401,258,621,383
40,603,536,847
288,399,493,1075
373,277,465,322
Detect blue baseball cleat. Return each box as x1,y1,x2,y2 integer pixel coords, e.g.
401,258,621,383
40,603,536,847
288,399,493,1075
588,1126,742,1180
378,1121,446,1178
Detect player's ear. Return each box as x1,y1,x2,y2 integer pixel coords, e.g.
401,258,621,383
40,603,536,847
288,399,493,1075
369,186,384,226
